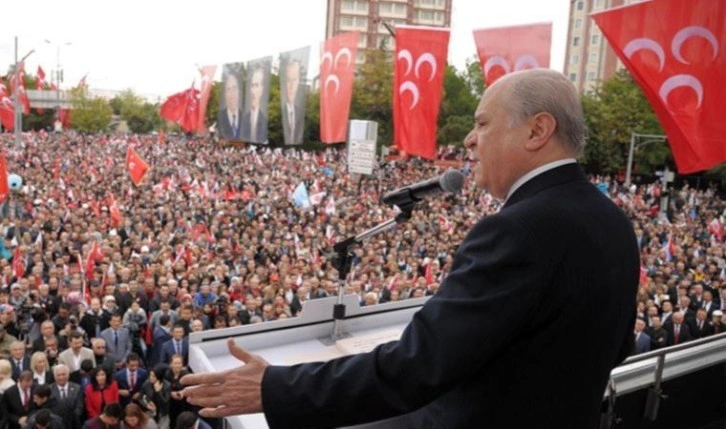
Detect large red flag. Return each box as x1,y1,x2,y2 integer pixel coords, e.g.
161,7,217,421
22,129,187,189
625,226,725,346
473,22,552,87
592,0,726,173
36,66,46,90
0,83,14,130
160,87,199,133
197,65,217,133
126,146,150,185
0,153,9,203
10,63,30,115
393,26,450,160
320,32,358,143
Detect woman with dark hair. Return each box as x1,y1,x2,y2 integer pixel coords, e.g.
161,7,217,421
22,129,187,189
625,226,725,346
122,403,158,429
165,355,191,429
85,366,120,418
139,364,171,429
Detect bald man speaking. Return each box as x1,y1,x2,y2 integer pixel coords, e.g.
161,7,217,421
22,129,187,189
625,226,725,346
182,69,639,429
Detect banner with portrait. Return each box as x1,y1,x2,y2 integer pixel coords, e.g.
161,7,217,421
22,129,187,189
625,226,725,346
217,62,245,141
279,46,310,145
241,56,272,145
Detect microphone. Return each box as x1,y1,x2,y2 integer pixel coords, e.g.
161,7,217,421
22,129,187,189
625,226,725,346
382,169,465,208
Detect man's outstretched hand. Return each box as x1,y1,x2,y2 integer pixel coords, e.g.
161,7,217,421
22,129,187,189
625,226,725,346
181,338,269,418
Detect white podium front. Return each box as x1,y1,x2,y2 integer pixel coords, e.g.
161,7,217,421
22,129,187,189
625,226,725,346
188,295,428,429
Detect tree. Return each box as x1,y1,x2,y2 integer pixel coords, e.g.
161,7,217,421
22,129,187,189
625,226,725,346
109,90,162,134
267,72,283,146
463,56,485,99
205,81,221,130
69,88,112,133
350,49,393,147
437,65,478,147
581,69,666,175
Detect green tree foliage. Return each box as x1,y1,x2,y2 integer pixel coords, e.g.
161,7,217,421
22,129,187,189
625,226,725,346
350,49,393,146
267,72,283,146
108,90,161,134
205,81,221,130
69,88,112,133
437,65,478,147
581,69,666,174
463,56,485,99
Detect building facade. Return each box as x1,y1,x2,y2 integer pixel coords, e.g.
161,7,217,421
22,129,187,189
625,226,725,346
325,0,453,63
564,0,646,94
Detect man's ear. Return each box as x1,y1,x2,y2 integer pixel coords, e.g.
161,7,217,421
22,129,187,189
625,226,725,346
524,112,557,151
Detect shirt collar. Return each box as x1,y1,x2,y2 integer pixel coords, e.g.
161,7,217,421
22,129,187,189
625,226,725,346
506,159,577,201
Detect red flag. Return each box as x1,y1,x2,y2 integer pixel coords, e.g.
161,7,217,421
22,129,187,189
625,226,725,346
12,247,25,279
77,74,88,89
393,26,450,160
0,83,14,131
197,65,217,133
0,153,9,203
592,0,726,173
126,146,150,185
160,87,200,133
320,32,358,143
108,193,123,226
36,66,46,90
10,63,30,115
473,22,552,86
59,109,71,128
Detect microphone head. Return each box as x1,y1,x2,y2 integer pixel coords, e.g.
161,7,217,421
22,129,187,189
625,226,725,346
439,169,465,194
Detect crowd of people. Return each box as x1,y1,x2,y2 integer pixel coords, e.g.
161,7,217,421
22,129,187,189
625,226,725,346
0,130,723,428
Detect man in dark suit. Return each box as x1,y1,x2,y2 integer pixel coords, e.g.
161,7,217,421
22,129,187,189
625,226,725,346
50,363,84,429
32,320,67,354
281,60,305,145
690,308,714,339
240,66,268,144
182,69,640,428
632,319,651,355
9,340,29,380
114,353,147,406
160,323,188,365
666,312,692,346
2,370,35,429
217,73,243,141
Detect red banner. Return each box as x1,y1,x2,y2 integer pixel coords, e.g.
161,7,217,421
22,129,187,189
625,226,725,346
320,32,358,143
393,26,450,160
126,146,150,186
592,0,726,174
473,22,552,86
10,62,30,115
197,65,217,133
0,153,9,203
36,66,46,90
0,82,14,130
160,87,200,133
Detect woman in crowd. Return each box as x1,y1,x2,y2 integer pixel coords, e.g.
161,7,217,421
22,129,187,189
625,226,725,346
122,403,158,429
0,359,15,393
30,351,54,385
166,355,191,428
85,366,120,419
139,364,171,429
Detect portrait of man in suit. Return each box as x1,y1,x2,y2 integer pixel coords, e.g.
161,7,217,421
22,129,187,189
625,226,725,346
240,65,269,145
280,49,309,146
217,65,243,141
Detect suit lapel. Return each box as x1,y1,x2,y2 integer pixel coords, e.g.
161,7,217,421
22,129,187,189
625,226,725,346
503,163,588,209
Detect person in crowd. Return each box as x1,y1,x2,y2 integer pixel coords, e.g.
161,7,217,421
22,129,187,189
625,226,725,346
0,358,16,393
58,331,95,373
2,370,35,429
84,366,120,419
30,351,54,385
139,365,171,429
632,319,651,355
9,340,29,380
50,363,85,429
82,402,123,429
122,403,159,429
115,353,147,407
100,314,132,367
160,324,187,365
26,409,64,429
173,412,211,429
24,384,62,429
165,355,191,428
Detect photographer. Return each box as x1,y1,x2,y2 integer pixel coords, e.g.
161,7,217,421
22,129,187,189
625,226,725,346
122,301,148,360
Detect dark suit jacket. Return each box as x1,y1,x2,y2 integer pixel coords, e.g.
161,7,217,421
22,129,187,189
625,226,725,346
690,319,714,339
261,164,640,429
10,356,30,380
281,102,304,145
160,338,188,365
114,367,148,406
32,335,67,354
2,384,34,429
240,109,268,144
50,382,84,429
666,323,693,346
217,108,242,140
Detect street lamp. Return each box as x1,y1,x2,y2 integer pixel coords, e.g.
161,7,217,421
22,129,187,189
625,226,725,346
13,36,34,147
625,132,668,188
45,39,72,116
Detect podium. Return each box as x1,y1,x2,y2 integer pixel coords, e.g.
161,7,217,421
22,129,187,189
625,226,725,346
187,295,429,429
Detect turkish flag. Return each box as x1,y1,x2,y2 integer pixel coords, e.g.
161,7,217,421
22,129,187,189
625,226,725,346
36,66,46,90
0,83,14,131
393,26,450,160
0,153,9,203
10,63,30,115
108,193,123,226
12,247,25,279
126,146,150,185
320,32,358,143
473,22,552,87
182,87,200,133
197,65,217,133
160,87,199,133
592,0,726,173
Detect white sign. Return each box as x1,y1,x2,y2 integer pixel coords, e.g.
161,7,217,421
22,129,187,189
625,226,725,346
348,139,377,175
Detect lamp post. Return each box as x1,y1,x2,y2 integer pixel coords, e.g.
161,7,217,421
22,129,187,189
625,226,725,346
13,36,34,148
625,132,668,188
45,39,72,120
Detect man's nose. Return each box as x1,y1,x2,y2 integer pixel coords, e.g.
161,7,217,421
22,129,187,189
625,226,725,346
463,129,476,149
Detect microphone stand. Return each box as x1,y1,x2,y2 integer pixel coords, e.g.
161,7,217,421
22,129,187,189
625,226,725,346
330,204,414,340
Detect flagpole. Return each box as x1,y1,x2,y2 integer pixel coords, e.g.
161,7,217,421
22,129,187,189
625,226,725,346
12,37,34,148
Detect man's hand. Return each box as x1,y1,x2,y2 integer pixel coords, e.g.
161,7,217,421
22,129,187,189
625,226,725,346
181,338,269,418
119,389,130,397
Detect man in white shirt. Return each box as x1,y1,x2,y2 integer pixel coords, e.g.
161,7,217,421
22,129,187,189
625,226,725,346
58,332,94,373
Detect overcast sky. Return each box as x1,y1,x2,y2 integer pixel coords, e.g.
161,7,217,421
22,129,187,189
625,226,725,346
0,0,570,100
